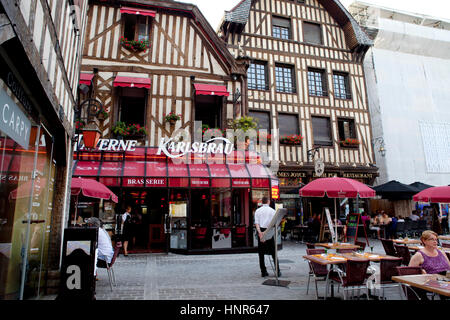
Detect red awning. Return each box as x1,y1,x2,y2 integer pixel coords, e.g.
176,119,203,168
79,73,94,85
113,76,151,89
72,153,277,190
194,83,229,97
120,6,156,17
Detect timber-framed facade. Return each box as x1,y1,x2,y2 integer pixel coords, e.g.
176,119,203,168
220,0,379,220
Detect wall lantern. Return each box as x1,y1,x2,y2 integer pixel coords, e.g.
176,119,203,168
81,122,101,149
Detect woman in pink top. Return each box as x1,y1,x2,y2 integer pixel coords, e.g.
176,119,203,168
409,230,450,275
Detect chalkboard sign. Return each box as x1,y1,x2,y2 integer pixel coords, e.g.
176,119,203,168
345,213,360,243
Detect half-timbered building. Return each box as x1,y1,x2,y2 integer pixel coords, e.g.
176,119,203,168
219,0,378,221
75,0,280,254
0,0,88,299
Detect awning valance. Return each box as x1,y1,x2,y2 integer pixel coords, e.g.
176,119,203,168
73,160,273,189
113,76,151,89
194,83,229,97
120,7,156,17
79,73,94,85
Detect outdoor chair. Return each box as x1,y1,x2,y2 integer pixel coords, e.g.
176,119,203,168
306,248,328,299
96,242,121,291
441,242,450,248
416,220,427,235
233,226,246,247
395,221,405,238
327,259,370,300
355,241,367,251
409,221,418,237
396,266,428,300
306,243,316,249
380,238,397,256
337,248,354,253
403,221,411,237
376,257,403,300
394,244,412,265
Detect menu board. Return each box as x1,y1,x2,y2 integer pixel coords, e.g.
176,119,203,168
345,213,360,243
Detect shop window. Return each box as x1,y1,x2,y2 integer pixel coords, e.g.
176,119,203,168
333,72,352,100
278,113,299,136
118,88,146,128
307,68,328,97
275,64,296,93
123,14,151,42
303,22,322,45
195,95,223,132
272,16,291,40
337,118,356,141
249,111,271,131
248,61,269,91
312,116,332,146
211,189,232,227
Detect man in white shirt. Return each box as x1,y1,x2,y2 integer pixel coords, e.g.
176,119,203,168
255,196,280,277
410,210,420,221
87,217,114,262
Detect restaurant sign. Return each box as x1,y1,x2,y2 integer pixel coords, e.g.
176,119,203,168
342,173,374,179
0,88,31,149
157,137,234,159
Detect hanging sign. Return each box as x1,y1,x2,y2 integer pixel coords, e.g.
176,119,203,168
314,158,324,177
0,88,31,149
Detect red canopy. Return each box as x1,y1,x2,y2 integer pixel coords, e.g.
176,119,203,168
71,177,118,203
299,177,376,198
194,83,229,96
113,76,151,89
120,6,156,17
413,186,450,203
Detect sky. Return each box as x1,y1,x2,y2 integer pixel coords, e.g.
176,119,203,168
180,0,450,30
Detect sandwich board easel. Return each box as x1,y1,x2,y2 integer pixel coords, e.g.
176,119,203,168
261,208,290,288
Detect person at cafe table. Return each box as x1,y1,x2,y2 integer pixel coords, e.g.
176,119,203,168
409,230,450,276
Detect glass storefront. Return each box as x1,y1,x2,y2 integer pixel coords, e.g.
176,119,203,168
0,123,55,299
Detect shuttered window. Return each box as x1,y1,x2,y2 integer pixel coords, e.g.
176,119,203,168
278,114,299,136
303,22,322,45
312,116,332,146
249,111,271,131
272,16,291,40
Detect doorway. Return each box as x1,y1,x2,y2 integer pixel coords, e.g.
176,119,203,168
121,189,168,253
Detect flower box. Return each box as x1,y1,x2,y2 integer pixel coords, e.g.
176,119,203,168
280,134,303,145
111,122,147,138
339,138,360,147
120,37,150,52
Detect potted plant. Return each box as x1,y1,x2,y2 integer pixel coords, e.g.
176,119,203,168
340,138,360,147
280,134,303,145
75,119,86,131
96,109,109,121
164,112,182,125
120,37,150,52
257,131,272,144
201,124,224,138
232,116,258,132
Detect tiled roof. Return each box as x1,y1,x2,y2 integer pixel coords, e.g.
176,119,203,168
224,0,252,24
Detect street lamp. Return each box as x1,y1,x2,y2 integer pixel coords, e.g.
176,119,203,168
372,137,386,157
75,98,104,149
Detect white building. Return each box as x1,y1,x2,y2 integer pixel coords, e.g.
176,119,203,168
348,1,450,186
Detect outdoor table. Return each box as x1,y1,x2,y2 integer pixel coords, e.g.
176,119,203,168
438,235,450,241
341,252,399,262
392,274,450,298
393,239,421,245
315,242,360,251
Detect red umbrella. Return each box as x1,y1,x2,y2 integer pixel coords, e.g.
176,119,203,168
299,177,376,243
299,177,376,198
71,177,118,203
413,186,450,203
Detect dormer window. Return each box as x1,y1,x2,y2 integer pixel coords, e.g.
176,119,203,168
120,7,155,43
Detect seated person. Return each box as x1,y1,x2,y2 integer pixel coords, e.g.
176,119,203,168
86,217,114,264
409,230,450,275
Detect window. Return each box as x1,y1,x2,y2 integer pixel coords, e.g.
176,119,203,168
333,72,352,99
312,116,332,146
303,22,322,45
248,61,268,91
272,16,291,40
119,88,147,127
337,118,356,141
275,64,296,93
307,68,327,97
124,14,151,42
278,114,299,136
195,95,222,130
249,111,271,131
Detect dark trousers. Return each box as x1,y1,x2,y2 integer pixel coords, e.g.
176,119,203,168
257,228,279,274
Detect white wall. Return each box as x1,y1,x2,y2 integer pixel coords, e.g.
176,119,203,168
366,17,450,186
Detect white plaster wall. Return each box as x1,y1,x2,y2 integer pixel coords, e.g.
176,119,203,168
369,46,450,186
